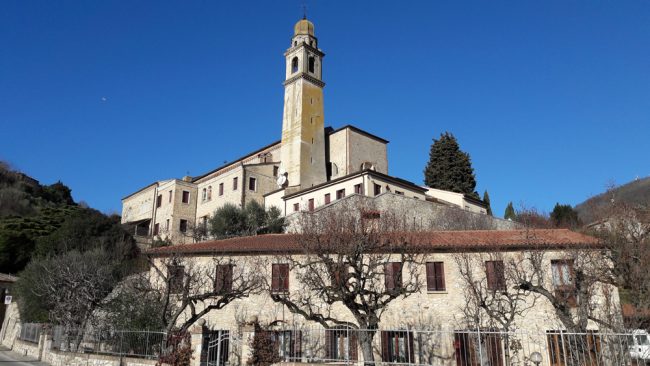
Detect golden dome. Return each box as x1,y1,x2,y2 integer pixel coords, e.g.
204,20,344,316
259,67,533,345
294,18,314,36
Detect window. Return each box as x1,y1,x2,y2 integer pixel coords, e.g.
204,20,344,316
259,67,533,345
308,56,315,73
156,194,162,208
395,190,404,195
201,330,229,366
182,191,190,204
374,184,381,196
219,183,224,196
153,223,160,236
308,198,314,211
552,260,577,307
454,331,503,366
486,260,505,291
426,262,446,291
168,265,185,294
331,263,349,287
354,184,362,194
270,330,302,360
165,219,170,231
249,177,257,191
384,262,402,291
207,186,212,200
547,331,600,365
233,177,238,190
326,328,358,361
324,193,331,204
381,331,414,363
200,216,208,229
293,203,300,212
168,190,172,203
291,57,299,73
273,166,279,177
336,189,345,200
271,263,289,293
179,219,188,233
202,188,207,202
215,264,233,293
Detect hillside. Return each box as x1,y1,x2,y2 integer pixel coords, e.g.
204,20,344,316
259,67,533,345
575,176,650,224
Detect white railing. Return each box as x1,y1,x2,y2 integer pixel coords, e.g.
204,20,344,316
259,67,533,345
18,323,42,344
50,326,167,359
257,325,650,366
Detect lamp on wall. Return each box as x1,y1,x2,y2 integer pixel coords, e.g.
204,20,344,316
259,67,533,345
530,351,543,366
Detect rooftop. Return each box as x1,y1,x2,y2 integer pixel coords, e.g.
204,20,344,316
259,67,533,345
145,229,601,256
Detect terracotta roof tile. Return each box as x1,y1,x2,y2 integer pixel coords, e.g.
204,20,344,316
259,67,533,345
144,229,600,256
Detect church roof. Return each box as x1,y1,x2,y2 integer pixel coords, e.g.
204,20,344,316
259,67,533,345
144,229,601,256
294,18,314,36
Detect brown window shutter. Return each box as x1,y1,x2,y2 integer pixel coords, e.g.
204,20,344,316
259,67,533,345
393,262,402,289
381,331,390,361
281,264,289,291
385,263,394,290
271,264,280,291
426,263,435,291
495,261,505,290
486,261,495,290
350,330,358,361
324,330,332,359
436,262,446,291
408,331,415,363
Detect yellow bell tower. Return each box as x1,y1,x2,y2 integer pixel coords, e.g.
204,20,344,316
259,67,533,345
279,18,326,189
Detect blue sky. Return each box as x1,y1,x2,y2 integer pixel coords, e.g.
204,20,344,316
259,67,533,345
1,1,649,217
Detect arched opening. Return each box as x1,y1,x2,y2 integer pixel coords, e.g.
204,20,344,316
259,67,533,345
308,56,315,73
291,57,299,74
329,162,339,177
360,162,375,171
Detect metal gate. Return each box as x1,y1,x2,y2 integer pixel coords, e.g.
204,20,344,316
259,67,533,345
202,329,230,366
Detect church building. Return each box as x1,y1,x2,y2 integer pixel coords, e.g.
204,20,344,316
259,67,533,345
121,18,487,244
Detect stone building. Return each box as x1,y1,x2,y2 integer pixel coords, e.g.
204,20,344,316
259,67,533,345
120,18,488,244
144,229,620,366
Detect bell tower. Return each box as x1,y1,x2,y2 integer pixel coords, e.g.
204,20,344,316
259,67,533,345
279,17,326,189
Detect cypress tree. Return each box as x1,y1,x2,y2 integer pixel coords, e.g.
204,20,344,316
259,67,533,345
504,202,516,220
423,132,478,198
483,190,493,216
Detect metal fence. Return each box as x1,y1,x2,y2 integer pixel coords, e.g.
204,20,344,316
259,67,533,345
258,325,650,366
18,323,42,344
50,326,167,359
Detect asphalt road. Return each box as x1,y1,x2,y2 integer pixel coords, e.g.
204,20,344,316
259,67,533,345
0,346,48,365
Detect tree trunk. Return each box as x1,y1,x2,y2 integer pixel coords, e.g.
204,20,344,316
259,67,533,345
358,329,376,366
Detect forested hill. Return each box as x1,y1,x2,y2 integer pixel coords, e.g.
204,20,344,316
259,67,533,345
0,161,137,274
575,176,650,224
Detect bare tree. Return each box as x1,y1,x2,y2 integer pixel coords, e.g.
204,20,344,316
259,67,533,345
453,250,540,365
145,251,266,334
268,201,424,364
587,201,650,328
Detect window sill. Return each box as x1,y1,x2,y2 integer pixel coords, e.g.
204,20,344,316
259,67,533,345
427,290,448,294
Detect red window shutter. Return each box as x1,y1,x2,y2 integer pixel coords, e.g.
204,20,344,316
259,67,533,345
324,194,330,204
495,261,505,290
308,199,314,211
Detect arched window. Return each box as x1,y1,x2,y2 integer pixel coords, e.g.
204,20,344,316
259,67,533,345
308,57,315,73
329,162,339,177
201,188,207,202
291,57,299,73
